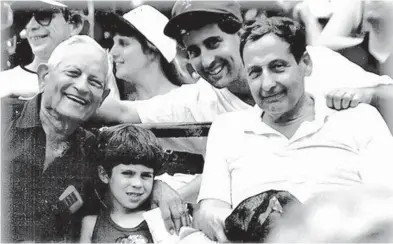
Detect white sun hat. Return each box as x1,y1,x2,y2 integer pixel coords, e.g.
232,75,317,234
11,0,68,10
110,5,177,63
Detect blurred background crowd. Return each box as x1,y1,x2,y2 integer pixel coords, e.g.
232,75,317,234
3,0,392,79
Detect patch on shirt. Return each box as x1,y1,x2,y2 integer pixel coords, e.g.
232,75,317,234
59,185,83,214
115,234,149,244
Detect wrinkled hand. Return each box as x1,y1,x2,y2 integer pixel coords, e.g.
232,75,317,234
151,180,191,234
325,87,374,110
192,205,229,242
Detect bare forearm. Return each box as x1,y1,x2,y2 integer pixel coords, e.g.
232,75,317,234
95,97,141,124
303,16,322,46
372,84,393,135
177,175,202,203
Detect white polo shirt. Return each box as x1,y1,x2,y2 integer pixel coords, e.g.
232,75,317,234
135,45,393,124
198,95,393,208
134,46,392,155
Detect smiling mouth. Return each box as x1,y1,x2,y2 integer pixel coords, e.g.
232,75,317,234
263,92,285,102
30,34,49,41
126,193,143,197
207,64,224,76
65,94,88,105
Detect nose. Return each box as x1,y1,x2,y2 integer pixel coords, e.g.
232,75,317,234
73,76,90,95
200,50,215,70
130,176,142,188
261,71,276,92
26,16,40,31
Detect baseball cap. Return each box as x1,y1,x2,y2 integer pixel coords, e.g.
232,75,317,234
225,190,301,242
106,5,177,63
164,0,243,38
11,0,68,11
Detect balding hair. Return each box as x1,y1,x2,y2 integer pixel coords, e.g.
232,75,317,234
47,35,114,87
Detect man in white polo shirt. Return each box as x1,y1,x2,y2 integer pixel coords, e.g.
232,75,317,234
195,16,393,242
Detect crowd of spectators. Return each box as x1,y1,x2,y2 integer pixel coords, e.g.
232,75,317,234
1,0,393,243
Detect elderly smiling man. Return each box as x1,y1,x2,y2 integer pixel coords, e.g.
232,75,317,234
194,16,393,242
2,35,111,242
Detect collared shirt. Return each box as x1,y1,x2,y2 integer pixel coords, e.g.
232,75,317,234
198,94,393,208
131,46,393,156
2,94,101,242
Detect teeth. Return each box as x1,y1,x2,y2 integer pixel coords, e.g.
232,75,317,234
127,193,142,197
209,65,223,75
66,94,87,105
31,36,47,40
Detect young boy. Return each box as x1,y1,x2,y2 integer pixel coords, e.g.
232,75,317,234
80,124,163,243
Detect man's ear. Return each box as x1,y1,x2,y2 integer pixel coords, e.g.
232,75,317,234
98,166,109,184
37,63,49,92
300,51,313,77
68,11,84,36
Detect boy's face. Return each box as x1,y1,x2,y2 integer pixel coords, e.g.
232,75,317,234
107,164,154,210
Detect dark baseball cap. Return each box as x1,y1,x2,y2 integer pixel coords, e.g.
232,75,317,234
164,0,243,39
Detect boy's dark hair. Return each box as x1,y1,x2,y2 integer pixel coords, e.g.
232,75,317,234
97,124,164,176
240,16,306,63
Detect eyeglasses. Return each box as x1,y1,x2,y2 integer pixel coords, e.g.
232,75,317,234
27,9,62,26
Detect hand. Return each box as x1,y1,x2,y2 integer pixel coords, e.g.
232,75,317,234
151,180,191,234
325,87,374,110
192,205,229,242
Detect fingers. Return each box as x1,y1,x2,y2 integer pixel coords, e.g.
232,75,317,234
172,203,189,234
215,227,229,243
350,93,362,108
326,89,357,110
159,203,176,234
333,90,346,110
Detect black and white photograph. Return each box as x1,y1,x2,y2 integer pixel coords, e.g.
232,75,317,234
1,0,393,242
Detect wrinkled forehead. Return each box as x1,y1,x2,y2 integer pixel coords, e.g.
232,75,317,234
243,34,291,66
51,43,109,69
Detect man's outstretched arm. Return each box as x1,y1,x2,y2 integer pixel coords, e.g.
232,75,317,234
94,96,142,124
325,84,393,135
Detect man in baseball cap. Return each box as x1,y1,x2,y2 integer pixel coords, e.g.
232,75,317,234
158,0,393,242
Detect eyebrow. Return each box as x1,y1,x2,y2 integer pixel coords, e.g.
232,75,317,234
203,36,222,44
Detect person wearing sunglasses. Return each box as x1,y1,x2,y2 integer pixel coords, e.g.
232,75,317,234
0,0,84,99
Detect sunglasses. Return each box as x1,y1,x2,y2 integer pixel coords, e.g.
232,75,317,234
26,8,63,26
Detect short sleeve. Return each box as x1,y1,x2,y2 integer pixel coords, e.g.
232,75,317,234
306,46,393,95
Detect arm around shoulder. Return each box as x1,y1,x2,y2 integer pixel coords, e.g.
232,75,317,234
80,215,98,243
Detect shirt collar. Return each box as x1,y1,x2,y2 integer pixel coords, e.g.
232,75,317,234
15,93,42,128
244,93,336,135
